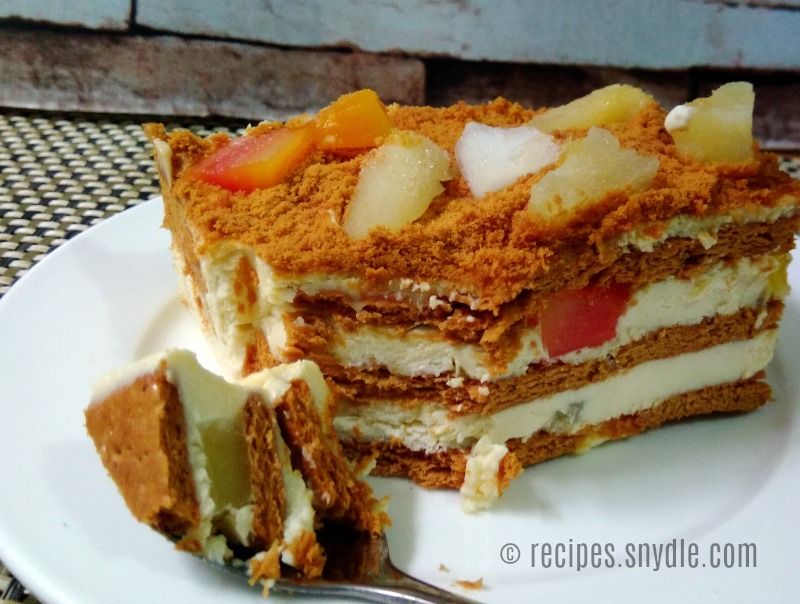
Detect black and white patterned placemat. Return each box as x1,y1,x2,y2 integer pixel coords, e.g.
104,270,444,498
0,110,249,299
0,107,798,603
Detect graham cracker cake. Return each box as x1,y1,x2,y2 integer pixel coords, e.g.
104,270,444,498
85,350,387,585
144,84,800,511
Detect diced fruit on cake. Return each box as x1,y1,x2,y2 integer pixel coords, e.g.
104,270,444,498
528,84,653,133
187,125,317,193
665,82,755,163
455,122,561,198
314,89,394,151
343,130,453,237
539,283,632,357
528,127,660,222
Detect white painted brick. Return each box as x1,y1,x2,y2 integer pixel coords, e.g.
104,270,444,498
0,0,129,29
136,0,800,70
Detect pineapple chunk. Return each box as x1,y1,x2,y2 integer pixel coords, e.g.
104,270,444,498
529,84,653,133
344,131,453,238
528,127,659,221
665,82,755,163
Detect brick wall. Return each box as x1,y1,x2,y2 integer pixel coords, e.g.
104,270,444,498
1,0,798,148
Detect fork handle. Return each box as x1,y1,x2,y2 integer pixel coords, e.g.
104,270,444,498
274,576,484,603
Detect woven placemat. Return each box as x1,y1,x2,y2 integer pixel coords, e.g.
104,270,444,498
0,110,248,299
0,107,799,603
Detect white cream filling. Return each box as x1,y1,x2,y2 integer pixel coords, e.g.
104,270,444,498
273,433,314,566
327,253,786,380
664,105,696,132
333,330,777,453
460,436,510,513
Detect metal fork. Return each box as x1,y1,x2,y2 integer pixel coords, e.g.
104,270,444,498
207,523,484,603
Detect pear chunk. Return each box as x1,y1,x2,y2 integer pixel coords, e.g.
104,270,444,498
344,131,453,238
528,127,659,222
665,82,755,163
455,122,561,199
529,84,653,133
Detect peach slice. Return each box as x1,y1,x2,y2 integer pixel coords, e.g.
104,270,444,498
315,89,394,151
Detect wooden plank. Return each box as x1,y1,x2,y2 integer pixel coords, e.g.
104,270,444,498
0,30,424,119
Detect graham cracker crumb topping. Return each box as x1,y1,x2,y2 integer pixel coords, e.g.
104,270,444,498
150,95,800,306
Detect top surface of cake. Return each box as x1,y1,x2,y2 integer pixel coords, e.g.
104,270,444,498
146,84,800,309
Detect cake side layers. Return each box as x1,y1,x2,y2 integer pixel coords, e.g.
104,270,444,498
334,330,777,456
305,253,786,381
332,301,782,416
343,377,771,490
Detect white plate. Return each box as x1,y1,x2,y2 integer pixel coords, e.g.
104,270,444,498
1,197,799,604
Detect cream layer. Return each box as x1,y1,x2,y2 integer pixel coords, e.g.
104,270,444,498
333,330,777,454
461,436,512,513
615,198,798,252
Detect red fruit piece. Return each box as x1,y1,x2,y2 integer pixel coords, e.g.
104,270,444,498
539,283,631,358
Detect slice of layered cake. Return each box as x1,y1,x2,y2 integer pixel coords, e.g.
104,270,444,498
85,350,387,585
144,84,800,511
